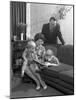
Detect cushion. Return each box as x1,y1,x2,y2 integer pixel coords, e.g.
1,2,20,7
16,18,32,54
40,64,73,85
41,75,74,95
48,63,73,72
60,69,73,78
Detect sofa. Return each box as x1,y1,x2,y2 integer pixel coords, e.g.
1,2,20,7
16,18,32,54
39,44,74,95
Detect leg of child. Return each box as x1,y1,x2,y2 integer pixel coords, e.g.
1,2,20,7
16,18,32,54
24,66,41,90
30,64,47,90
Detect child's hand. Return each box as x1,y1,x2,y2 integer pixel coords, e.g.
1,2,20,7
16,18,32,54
21,70,24,77
45,62,51,66
35,66,40,71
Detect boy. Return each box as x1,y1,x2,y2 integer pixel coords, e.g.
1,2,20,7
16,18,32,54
44,49,60,67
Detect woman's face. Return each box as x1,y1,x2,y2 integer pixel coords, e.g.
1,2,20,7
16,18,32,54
36,39,44,45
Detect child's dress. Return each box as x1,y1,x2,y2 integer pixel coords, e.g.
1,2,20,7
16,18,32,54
22,47,39,75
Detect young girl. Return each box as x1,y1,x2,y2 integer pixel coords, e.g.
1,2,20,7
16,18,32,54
21,40,47,90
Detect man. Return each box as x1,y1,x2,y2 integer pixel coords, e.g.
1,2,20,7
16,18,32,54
42,17,65,45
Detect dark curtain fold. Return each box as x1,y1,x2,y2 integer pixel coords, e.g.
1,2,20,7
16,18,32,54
10,1,26,40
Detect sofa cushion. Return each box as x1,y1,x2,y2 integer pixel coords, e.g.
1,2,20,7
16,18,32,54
41,74,73,90
48,63,73,72
40,63,73,85
41,75,74,95
60,69,73,78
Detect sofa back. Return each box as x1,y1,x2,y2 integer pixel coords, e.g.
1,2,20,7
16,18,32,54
57,45,74,66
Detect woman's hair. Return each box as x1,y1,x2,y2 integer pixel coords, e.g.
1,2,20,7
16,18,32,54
34,33,45,42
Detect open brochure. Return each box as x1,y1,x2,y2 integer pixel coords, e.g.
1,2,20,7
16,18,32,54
34,59,59,67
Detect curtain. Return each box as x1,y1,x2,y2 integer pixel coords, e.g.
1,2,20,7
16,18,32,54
10,1,26,40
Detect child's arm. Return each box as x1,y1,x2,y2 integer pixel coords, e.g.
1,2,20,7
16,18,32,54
21,59,27,77
21,49,28,77
49,55,60,65
22,49,27,60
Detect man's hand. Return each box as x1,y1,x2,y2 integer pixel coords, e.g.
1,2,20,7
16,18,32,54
62,41,66,45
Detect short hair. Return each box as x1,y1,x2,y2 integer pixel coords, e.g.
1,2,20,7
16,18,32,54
46,49,54,56
49,17,56,22
27,40,36,48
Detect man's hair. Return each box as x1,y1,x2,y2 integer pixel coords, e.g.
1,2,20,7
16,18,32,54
49,17,56,22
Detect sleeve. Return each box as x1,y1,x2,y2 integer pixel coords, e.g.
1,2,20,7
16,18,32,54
49,55,60,65
57,24,65,45
42,24,45,35
42,46,46,56
22,49,27,60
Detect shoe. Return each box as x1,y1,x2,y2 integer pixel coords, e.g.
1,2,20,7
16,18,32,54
43,85,47,90
36,86,40,90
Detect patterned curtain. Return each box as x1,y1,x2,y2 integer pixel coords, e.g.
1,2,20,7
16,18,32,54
10,1,26,40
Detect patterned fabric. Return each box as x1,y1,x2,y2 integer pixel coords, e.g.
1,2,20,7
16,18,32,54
22,47,38,70
49,56,59,64
23,47,37,61
45,55,59,65
36,45,46,63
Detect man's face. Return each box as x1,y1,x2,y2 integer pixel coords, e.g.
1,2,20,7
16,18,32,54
49,20,56,29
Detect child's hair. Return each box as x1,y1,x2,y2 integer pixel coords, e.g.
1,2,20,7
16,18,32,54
46,49,54,56
26,39,36,48
28,40,36,47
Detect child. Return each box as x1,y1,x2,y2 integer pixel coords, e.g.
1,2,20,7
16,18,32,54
44,49,60,67
21,40,47,90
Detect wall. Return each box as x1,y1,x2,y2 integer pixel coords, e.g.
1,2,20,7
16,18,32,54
30,3,57,38
29,3,73,45
59,7,73,45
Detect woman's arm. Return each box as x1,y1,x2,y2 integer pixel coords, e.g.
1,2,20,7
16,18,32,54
57,24,65,45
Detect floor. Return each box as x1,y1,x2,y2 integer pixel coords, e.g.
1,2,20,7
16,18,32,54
10,75,63,99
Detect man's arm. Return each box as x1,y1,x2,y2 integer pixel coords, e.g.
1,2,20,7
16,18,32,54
57,24,65,45
42,24,46,35
42,24,44,34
